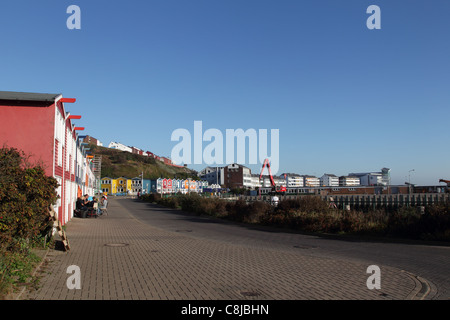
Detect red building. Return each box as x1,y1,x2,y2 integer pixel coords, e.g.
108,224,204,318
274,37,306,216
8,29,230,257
82,135,102,146
0,91,97,225
161,157,172,165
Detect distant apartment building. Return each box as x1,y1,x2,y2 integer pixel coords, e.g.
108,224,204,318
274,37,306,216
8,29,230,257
339,176,360,186
259,175,286,188
108,141,132,153
281,173,304,188
199,166,225,186
302,175,320,187
320,174,339,187
349,168,390,186
246,174,263,189
200,163,287,190
223,163,251,189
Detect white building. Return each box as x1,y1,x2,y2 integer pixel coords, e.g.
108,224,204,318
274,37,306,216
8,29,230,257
349,168,390,186
339,176,360,186
281,173,304,188
274,176,287,188
359,174,383,186
108,141,132,153
302,175,320,187
320,174,339,187
244,174,263,189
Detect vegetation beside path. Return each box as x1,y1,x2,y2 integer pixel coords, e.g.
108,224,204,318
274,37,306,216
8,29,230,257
0,146,58,299
140,193,450,243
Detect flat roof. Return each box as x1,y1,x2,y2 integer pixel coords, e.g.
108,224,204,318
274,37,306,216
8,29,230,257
0,91,61,102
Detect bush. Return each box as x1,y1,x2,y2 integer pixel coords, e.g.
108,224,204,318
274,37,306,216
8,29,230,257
246,201,273,223
179,193,202,213
225,199,248,221
224,199,272,223
276,196,329,214
156,196,179,209
140,193,161,203
0,147,58,249
387,203,450,241
0,146,58,298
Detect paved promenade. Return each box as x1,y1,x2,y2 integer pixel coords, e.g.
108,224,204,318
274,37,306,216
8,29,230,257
23,197,435,300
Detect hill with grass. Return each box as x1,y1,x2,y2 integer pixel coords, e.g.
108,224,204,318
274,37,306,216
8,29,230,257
87,144,197,180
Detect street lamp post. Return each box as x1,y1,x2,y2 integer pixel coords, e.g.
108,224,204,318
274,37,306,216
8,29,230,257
408,169,415,194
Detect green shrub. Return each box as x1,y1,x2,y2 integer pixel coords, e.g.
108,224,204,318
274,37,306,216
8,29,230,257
225,199,249,221
140,193,161,203
156,196,179,208
0,146,58,298
0,147,58,249
179,193,202,213
223,199,272,223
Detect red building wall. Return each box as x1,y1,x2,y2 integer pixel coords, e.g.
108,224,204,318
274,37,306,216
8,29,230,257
0,102,55,177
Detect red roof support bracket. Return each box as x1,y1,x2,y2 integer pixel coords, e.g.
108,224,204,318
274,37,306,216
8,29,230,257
68,115,82,119
60,98,76,103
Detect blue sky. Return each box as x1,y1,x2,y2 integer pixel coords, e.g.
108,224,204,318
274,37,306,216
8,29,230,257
1,0,449,185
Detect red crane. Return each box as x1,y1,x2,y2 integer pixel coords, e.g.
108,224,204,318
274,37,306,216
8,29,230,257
259,158,286,194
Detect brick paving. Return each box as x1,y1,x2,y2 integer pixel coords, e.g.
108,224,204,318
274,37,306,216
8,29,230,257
23,197,423,300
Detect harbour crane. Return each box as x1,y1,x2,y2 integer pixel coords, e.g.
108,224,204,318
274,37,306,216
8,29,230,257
259,158,286,194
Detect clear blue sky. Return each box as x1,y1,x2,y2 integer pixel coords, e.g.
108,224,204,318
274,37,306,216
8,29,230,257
1,0,449,185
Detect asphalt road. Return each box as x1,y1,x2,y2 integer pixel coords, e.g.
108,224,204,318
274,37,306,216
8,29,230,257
120,198,450,300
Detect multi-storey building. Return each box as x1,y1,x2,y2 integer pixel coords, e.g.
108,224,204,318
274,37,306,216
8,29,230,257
223,163,251,189
339,176,361,186
282,173,304,188
320,174,339,187
244,174,263,189
349,168,390,186
199,166,225,186
302,175,320,187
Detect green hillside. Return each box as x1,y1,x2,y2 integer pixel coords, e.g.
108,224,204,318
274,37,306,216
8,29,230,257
88,144,197,180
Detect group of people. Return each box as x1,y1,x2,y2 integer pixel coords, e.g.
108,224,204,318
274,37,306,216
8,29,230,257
75,193,108,217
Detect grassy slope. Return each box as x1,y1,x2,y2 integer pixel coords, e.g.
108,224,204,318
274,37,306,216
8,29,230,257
88,144,197,180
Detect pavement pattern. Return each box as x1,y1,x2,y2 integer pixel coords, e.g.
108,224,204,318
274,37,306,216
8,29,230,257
22,197,443,300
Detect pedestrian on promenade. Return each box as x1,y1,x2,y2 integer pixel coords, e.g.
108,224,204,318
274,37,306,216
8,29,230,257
99,196,108,215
